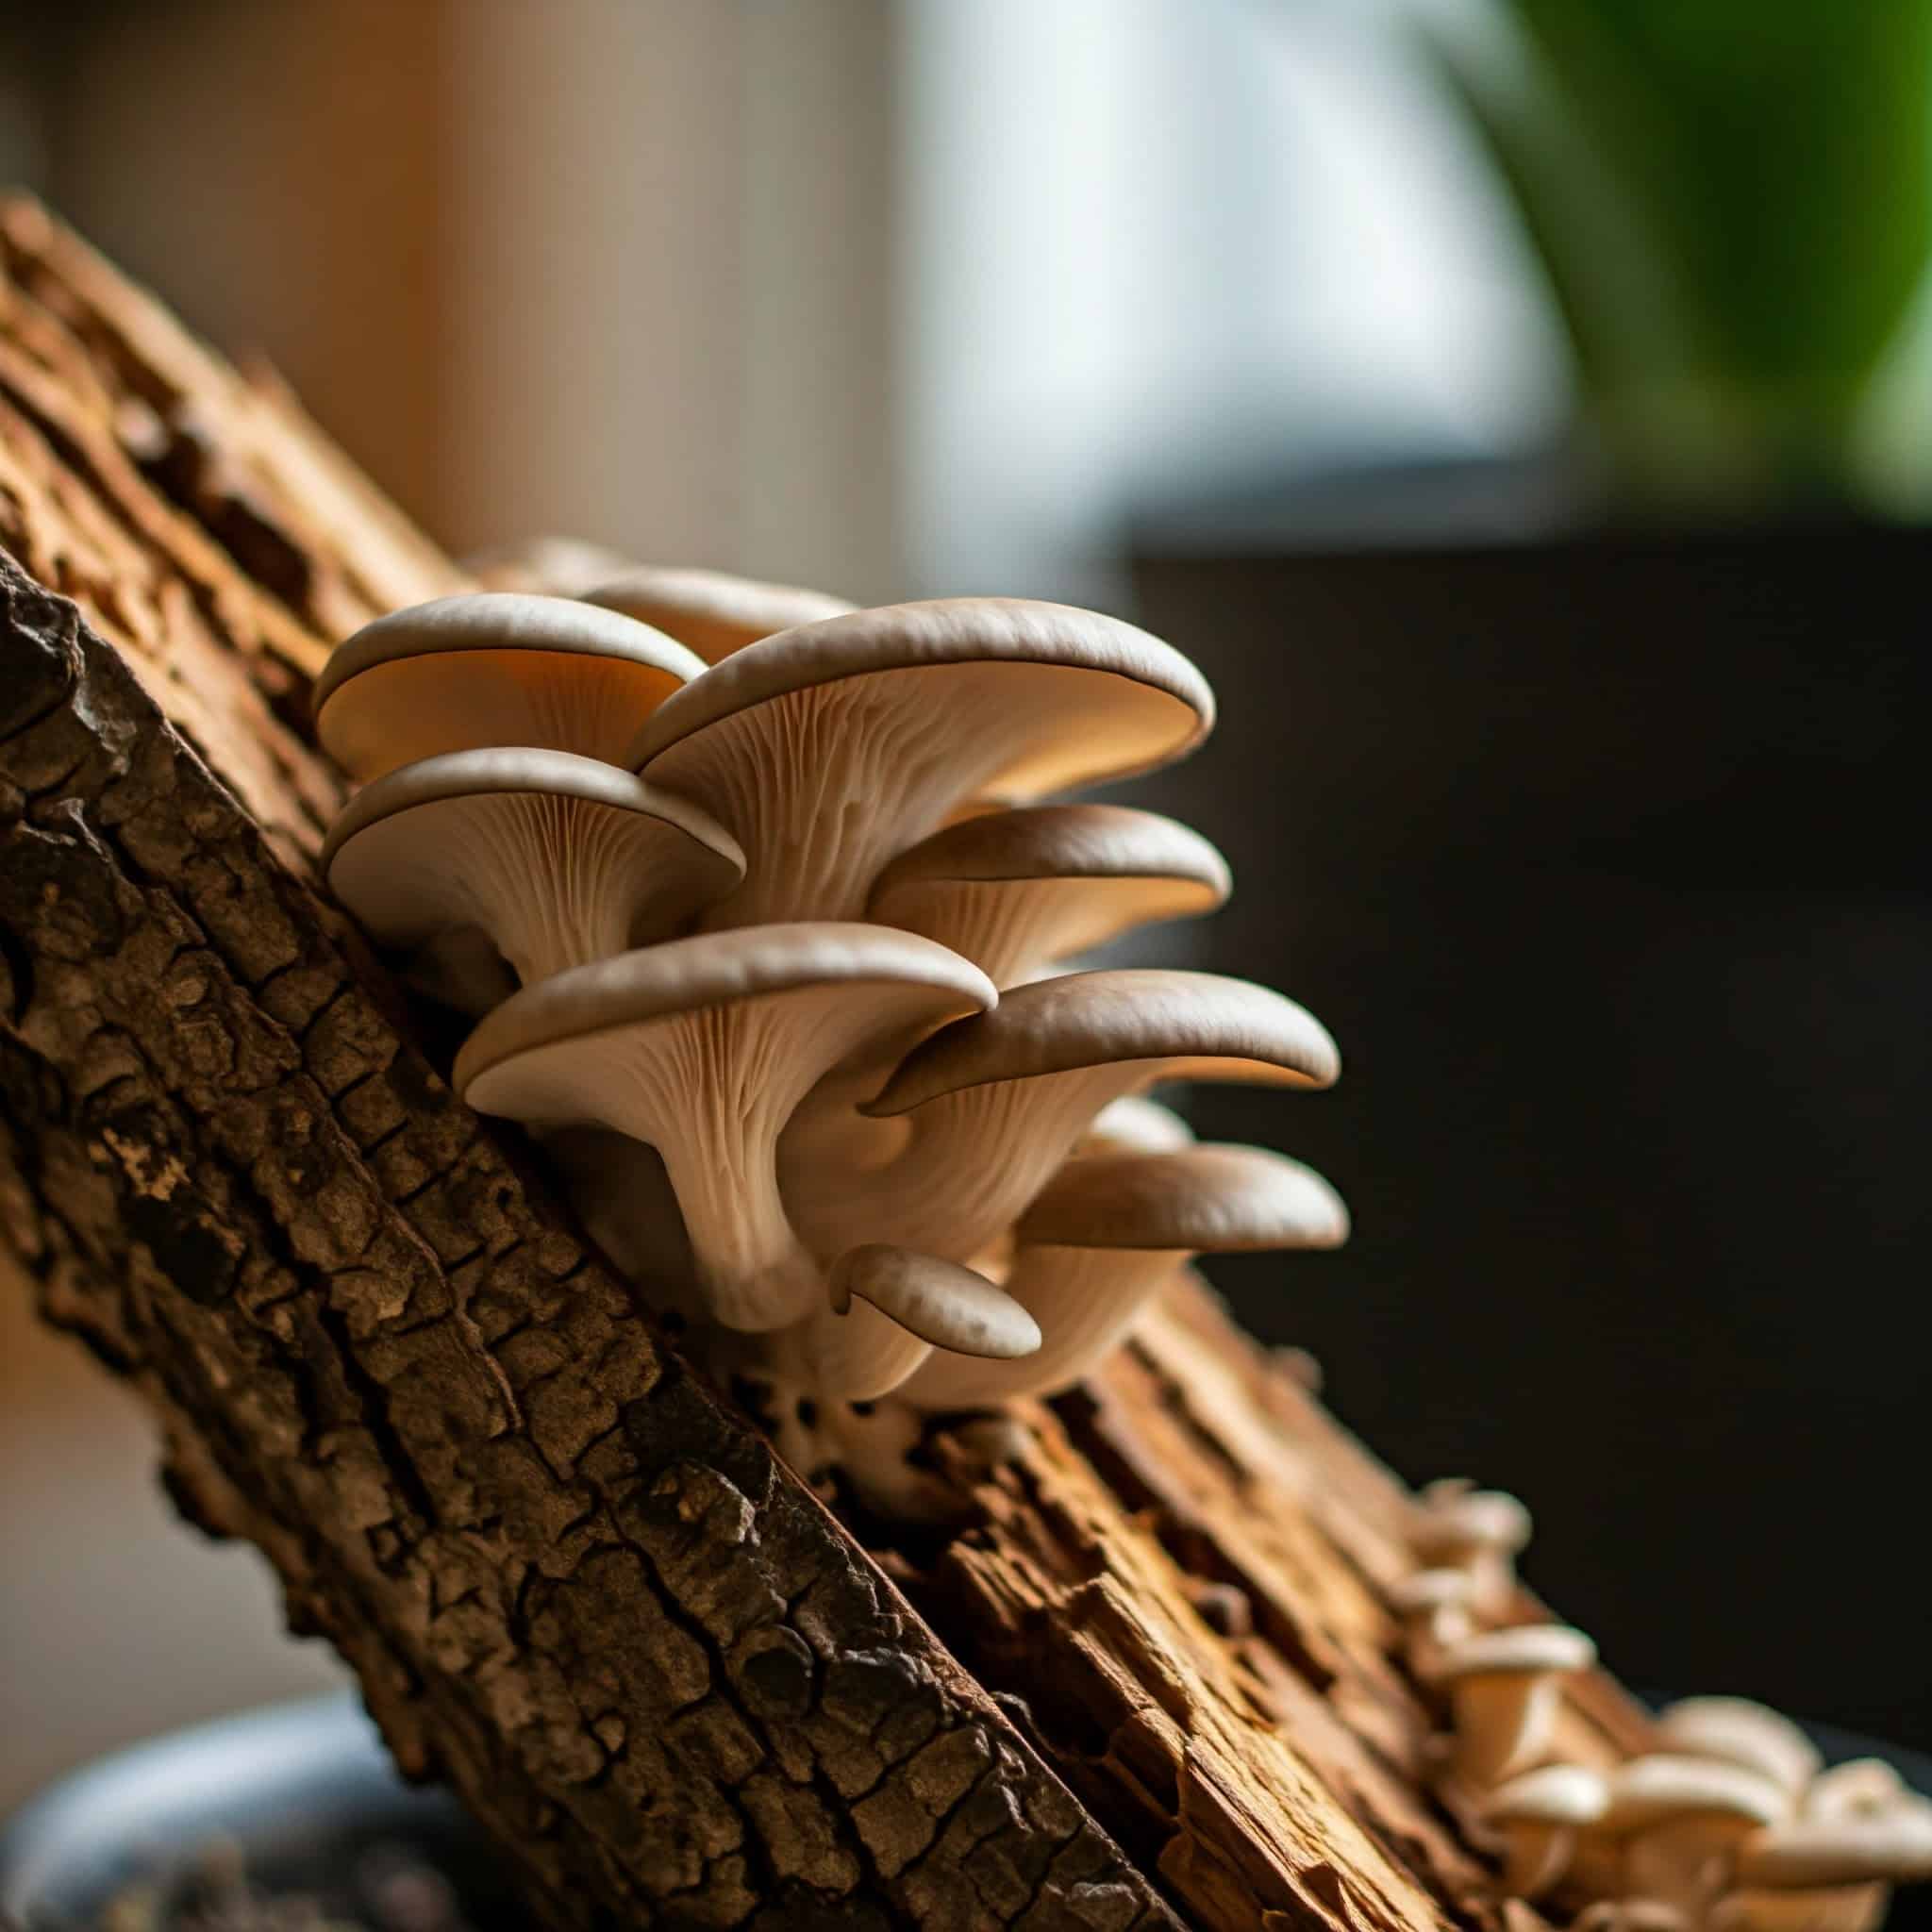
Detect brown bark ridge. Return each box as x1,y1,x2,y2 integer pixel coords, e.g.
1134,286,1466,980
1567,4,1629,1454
0,194,1654,1930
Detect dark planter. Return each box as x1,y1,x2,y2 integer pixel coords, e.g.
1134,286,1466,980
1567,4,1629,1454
0,1696,514,1930
1128,497,1932,1750
4,1695,1928,1930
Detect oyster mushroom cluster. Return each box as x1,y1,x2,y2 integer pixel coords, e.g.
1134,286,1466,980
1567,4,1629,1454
314,566,1347,1485
1392,1483,1932,1930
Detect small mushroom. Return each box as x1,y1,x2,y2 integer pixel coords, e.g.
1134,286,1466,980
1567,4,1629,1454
868,803,1231,988
1412,1479,1534,1617
798,967,1339,1263
1076,1095,1196,1155
454,924,995,1332
1427,1624,1597,1787
1480,1762,1611,1899
1602,1755,1790,1917
315,591,704,777
1655,1698,1824,1798
631,598,1215,924
898,1142,1346,1408
1388,1567,1478,1663
1732,1807,1932,1890
321,748,744,994
586,563,856,664
1805,1761,1909,1822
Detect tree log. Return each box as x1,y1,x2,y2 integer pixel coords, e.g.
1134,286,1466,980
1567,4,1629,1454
1,196,1653,1930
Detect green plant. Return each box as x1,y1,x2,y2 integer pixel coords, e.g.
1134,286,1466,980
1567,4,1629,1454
1417,0,1932,510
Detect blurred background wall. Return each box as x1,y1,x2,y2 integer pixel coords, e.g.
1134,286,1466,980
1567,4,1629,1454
3,0,1927,1806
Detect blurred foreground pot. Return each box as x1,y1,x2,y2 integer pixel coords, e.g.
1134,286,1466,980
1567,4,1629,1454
0,1697,513,1930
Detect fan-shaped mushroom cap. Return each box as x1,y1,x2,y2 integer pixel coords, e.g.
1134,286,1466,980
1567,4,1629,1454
322,749,744,991
1482,1763,1611,1899
719,1246,1041,1405
900,1142,1346,1408
1807,1761,1909,1822
1076,1095,1195,1155
1655,1699,1824,1797
1602,1757,1792,1836
631,598,1215,924
869,804,1231,987
586,563,856,664
1429,1624,1597,1788
1413,1479,1534,1617
464,535,636,595
797,969,1337,1264
316,592,704,776
1389,1567,1478,1657
1734,1809,1932,1890
455,924,995,1333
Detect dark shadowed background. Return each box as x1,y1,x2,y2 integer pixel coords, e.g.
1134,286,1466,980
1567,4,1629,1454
2,0,1927,1806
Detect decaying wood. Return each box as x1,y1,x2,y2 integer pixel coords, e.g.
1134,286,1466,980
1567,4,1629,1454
1,196,1653,1930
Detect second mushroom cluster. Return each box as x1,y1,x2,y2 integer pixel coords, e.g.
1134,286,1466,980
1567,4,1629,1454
315,565,1348,1489
1392,1483,1932,1932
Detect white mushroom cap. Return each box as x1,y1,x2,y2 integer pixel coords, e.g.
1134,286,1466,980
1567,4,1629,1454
585,563,857,664
1734,1807,1932,1889
1429,1624,1597,1788
868,804,1231,988
1481,1763,1612,1899
1601,1757,1791,1835
1413,1480,1534,1564
797,968,1338,1263
899,1142,1346,1408
631,598,1215,924
315,592,704,777
1806,1760,1909,1822
454,924,995,1333
321,749,744,990
1655,1699,1825,1797
1486,1763,1613,1828
1075,1095,1195,1156
719,1246,1041,1406
1388,1567,1478,1657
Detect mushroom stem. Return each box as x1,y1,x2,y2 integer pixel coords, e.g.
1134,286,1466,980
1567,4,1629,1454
901,1245,1177,1407
798,1061,1130,1261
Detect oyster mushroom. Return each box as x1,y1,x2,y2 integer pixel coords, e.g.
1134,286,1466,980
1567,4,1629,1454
1806,1761,1910,1821
898,1142,1346,1408
316,591,704,777
1412,1479,1534,1618
1655,1698,1824,1799
631,598,1215,924
868,803,1231,988
771,1244,1042,1401
1480,1762,1610,1899
1076,1094,1195,1155
1731,1805,1932,1888
587,562,856,664
454,924,995,1333
1603,1755,1790,1917
321,749,744,998
1388,1568,1478,1665
1426,1623,1597,1787
798,967,1339,1263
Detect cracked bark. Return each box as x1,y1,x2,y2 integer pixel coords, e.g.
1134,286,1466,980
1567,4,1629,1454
1,197,1655,1930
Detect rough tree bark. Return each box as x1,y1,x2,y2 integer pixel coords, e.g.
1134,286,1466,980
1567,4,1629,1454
0,197,1654,1931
